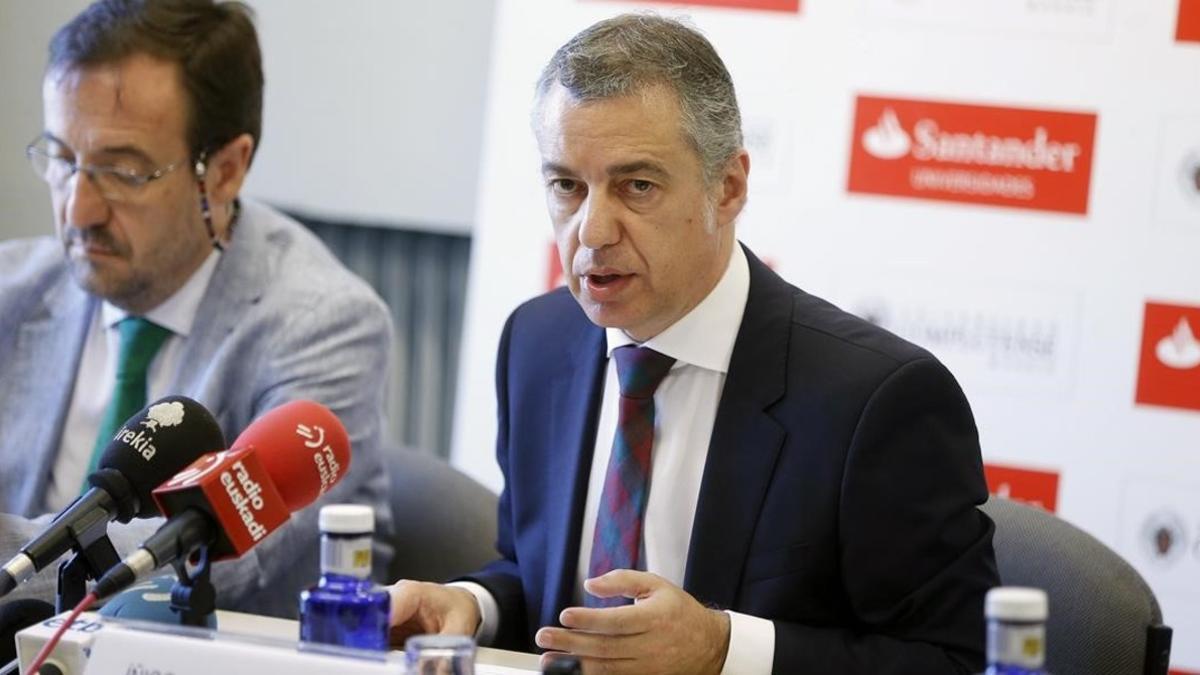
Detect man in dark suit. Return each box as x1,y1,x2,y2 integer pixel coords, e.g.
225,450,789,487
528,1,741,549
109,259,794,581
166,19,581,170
388,14,998,674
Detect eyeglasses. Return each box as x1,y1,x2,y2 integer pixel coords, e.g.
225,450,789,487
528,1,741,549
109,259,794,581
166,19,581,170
25,137,189,203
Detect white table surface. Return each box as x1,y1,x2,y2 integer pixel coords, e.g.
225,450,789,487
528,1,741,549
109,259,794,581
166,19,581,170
214,610,542,672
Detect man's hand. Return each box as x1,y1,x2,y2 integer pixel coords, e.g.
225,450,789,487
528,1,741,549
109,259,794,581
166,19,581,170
386,580,481,648
534,570,731,675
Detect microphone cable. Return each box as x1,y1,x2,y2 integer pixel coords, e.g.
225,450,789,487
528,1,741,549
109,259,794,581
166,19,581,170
23,592,97,675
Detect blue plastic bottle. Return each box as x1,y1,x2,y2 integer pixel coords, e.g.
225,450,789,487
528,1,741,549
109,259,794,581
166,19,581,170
299,504,390,651
984,587,1049,675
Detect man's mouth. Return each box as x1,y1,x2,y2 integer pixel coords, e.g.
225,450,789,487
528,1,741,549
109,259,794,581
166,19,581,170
65,232,122,258
581,270,633,299
81,242,118,255
586,273,623,287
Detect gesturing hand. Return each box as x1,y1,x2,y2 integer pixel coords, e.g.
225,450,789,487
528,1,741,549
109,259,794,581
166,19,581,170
534,570,731,675
386,580,480,648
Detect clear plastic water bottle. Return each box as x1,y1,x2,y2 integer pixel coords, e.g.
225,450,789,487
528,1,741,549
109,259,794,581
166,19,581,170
405,634,476,674
299,504,391,650
985,587,1049,675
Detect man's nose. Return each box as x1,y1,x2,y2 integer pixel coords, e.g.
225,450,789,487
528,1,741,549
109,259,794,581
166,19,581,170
64,170,110,230
577,193,621,250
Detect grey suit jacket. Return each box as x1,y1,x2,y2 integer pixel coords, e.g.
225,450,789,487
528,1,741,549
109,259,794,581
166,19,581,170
0,200,394,617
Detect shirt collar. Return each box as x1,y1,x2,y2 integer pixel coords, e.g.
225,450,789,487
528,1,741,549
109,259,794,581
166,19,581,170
605,244,749,374
101,249,222,338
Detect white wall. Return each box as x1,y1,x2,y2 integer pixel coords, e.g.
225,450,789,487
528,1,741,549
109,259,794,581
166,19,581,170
0,1,91,241
245,1,494,233
0,1,495,240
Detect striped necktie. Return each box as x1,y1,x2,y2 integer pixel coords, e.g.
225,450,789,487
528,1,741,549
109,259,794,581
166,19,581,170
585,345,676,607
81,317,172,491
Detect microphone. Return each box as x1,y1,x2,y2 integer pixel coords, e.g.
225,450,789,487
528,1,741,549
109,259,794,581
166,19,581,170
0,396,225,598
0,599,55,665
98,575,216,628
93,400,351,599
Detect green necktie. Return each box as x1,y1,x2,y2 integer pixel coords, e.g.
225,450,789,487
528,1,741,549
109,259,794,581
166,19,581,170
82,317,173,491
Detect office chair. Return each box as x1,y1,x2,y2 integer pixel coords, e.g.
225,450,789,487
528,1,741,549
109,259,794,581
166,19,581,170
980,496,1173,675
383,447,499,583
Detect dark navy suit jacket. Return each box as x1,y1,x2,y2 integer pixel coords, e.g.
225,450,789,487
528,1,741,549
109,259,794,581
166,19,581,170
467,247,999,674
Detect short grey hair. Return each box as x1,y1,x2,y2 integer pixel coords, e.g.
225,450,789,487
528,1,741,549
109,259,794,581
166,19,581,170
533,13,743,184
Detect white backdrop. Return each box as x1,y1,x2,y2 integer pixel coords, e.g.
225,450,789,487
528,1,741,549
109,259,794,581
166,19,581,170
242,1,494,233
451,1,1200,670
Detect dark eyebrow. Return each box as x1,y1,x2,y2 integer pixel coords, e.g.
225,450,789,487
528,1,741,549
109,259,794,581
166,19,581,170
540,160,669,179
607,161,668,180
39,131,157,164
541,161,576,177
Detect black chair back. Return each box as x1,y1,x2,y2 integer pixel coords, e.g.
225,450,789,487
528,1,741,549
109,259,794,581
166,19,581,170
384,447,499,583
981,497,1172,675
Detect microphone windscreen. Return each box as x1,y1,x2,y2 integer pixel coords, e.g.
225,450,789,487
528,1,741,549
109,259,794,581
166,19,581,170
0,599,54,663
94,396,226,518
97,575,216,629
231,400,351,511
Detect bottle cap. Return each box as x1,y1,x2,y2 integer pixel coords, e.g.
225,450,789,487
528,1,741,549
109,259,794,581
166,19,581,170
318,504,374,534
986,587,1048,622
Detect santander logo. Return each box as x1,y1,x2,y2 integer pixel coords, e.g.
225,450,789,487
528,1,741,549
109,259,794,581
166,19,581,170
1136,301,1200,413
862,108,1083,172
847,95,1097,215
1156,317,1200,370
861,108,910,160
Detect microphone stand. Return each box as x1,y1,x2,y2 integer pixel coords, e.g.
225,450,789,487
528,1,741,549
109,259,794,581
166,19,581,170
168,544,216,627
55,524,119,612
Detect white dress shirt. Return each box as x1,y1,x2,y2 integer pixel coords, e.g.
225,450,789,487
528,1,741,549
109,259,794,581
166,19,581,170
461,245,775,674
46,250,222,511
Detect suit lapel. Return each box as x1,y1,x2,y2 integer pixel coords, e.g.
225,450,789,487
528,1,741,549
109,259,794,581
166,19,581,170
684,248,791,608
169,203,265,420
5,278,94,514
541,319,607,625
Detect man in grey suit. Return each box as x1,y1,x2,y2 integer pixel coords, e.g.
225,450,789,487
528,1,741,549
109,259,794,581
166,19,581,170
0,0,392,618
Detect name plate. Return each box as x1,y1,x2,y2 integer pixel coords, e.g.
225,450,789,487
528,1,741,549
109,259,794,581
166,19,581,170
84,619,401,675
17,610,539,674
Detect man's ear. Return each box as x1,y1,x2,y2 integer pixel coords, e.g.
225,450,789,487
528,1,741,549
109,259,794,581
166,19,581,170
714,149,750,229
203,133,254,205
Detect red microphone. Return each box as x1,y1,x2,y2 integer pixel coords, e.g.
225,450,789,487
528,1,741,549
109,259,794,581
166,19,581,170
93,401,351,599
229,399,350,512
